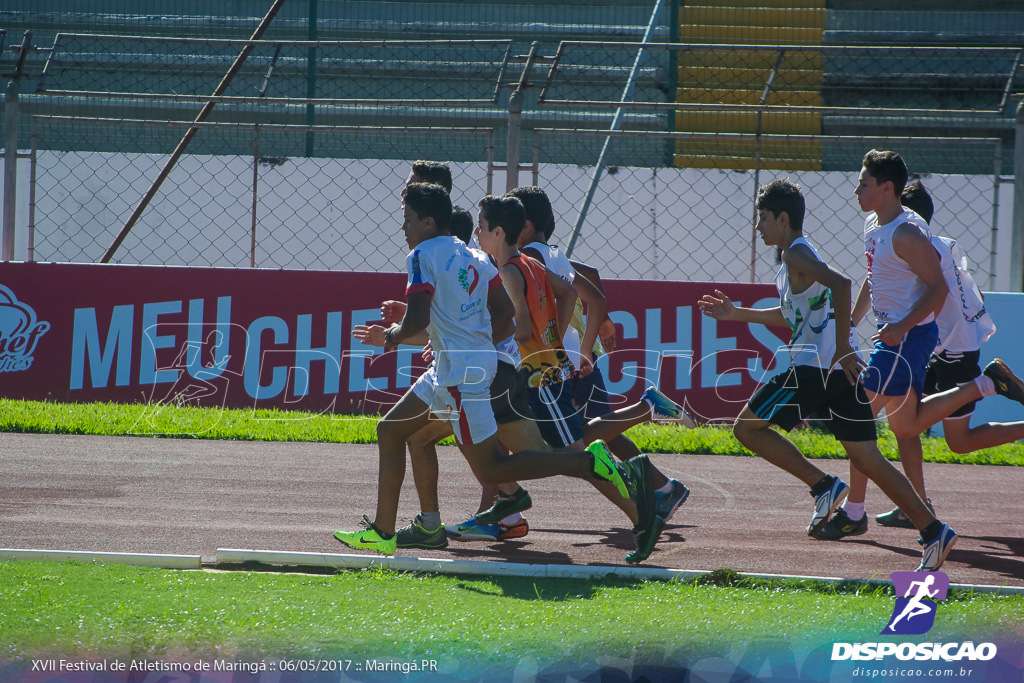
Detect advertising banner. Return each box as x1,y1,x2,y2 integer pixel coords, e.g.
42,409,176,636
0,262,787,422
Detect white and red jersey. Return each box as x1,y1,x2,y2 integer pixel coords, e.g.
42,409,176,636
406,235,502,387
864,208,934,326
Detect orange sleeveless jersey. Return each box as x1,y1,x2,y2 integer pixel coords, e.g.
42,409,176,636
507,254,574,388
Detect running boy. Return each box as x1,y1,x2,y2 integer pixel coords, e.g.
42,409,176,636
699,178,957,571
816,151,1024,540
334,183,663,563
508,184,695,524
829,178,1024,532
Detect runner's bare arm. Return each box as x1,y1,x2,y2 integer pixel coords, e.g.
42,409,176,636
699,289,786,327
354,290,432,348
572,259,617,352
852,277,871,326
487,279,516,344
500,264,533,344
786,244,863,384
546,264,579,340
876,222,948,346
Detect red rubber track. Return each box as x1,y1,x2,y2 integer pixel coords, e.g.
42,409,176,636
2,433,1021,586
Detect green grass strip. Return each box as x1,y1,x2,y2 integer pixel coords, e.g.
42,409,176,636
1,561,1020,666
2,398,1022,466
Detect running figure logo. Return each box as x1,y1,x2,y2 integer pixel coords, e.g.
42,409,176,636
881,571,949,635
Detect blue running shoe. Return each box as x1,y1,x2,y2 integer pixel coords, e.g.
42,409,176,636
917,522,957,571
807,476,848,536
445,516,500,542
641,386,696,428
655,479,691,522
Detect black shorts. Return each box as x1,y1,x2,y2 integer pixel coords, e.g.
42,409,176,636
491,361,534,425
572,362,614,421
747,365,877,442
923,350,981,419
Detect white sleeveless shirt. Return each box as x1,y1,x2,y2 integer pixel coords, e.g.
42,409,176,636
931,235,996,354
864,208,935,326
778,237,853,370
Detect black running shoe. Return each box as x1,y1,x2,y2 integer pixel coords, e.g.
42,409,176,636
983,358,1024,405
811,508,868,540
475,487,533,524
623,454,664,564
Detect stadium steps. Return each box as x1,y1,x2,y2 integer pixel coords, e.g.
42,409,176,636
673,1,826,171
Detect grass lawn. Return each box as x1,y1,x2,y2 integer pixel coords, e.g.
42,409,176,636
3,398,1023,466
2,398,1022,679
1,561,1020,674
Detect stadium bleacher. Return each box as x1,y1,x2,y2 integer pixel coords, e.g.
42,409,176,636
1,1,1021,172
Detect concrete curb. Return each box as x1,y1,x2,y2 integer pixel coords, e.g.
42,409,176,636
214,548,1024,595
0,548,202,569
4,546,1019,595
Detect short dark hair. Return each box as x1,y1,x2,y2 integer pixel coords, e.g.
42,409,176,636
450,205,474,244
410,160,453,193
901,180,934,224
478,194,526,246
755,178,805,233
863,149,909,196
404,183,452,233
507,186,556,241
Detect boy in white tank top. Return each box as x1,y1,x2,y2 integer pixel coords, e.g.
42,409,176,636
817,150,1023,544
869,181,1024,528
701,178,956,571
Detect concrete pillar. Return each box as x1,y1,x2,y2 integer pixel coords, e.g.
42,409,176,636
1012,100,1024,291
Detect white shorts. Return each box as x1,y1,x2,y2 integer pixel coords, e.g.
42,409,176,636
411,366,497,445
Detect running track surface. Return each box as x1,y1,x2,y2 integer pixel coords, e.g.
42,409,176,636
3,433,1021,587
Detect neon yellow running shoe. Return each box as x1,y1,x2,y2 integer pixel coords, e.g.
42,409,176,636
586,440,629,499
333,515,397,555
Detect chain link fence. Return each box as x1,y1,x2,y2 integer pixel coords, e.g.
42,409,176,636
533,131,1005,290
29,117,500,271
7,36,1022,292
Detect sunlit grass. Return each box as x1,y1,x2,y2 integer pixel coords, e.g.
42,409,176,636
3,398,1021,466
1,561,1019,667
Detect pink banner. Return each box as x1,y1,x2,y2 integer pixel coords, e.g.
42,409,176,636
0,262,787,422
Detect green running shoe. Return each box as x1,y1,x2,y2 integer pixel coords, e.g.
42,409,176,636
475,487,533,524
334,515,397,555
395,513,448,549
623,454,665,564
587,440,630,499
628,516,666,565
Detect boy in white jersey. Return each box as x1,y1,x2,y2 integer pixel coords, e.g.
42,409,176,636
816,150,1023,541
700,179,956,571
857,180,1024,529
508,184,697,525
387,207,660,556
335,183,663,564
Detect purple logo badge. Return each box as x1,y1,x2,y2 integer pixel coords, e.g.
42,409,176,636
881,571,949,635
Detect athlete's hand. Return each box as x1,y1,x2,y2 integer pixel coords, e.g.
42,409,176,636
599,316,617,352
699,290,737,320
353,323,388,347
576,353,594,378
381,300,407,325
831,343,864,385
872,322,906,347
